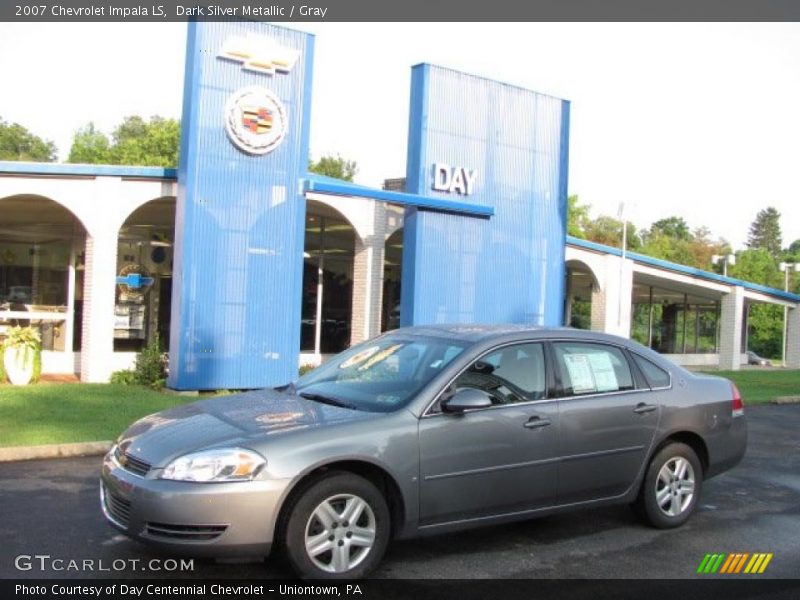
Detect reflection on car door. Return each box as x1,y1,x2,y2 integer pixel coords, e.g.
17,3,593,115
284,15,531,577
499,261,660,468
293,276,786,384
418,343,560,526
551,341,660,505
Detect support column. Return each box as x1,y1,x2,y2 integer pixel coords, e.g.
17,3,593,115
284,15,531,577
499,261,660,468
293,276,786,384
589,253,633,337
786,305,800,369
564,271,573,326
64,239,77,355
80,231,118,382
350,202,387,346
590,284,607,332
719,285,745,371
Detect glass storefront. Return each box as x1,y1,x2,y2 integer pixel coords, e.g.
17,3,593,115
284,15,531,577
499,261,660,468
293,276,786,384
631,283,720,354
114,198,175,352
381,228,403,332
565,266,594,330
0,197,84,352
301,205,355,354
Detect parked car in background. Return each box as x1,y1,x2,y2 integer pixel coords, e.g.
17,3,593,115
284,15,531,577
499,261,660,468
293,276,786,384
101,325,747,579
746,350,772,366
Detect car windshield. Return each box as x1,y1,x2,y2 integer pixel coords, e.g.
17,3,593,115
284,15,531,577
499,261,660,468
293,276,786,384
295,334,469,412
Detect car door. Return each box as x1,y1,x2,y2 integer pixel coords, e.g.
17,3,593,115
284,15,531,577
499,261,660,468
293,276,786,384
550,341,660,505
418,342,560,526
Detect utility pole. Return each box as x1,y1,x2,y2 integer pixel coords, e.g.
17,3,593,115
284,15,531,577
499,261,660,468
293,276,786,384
617,203,627,332
779,262,799,367
712,254,736,278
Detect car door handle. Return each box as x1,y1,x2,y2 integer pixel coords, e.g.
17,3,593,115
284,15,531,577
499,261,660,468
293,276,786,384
523,416,551,429
634,402,657,415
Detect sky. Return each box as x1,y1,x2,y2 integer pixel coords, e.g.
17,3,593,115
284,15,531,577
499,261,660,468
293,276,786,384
1,22,799,250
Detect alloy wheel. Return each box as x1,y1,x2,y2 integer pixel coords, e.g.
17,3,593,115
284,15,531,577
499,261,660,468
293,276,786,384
304,493,376,574
655,456,696,517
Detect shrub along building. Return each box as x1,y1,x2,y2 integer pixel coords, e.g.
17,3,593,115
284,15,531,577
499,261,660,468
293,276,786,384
0,21,798,388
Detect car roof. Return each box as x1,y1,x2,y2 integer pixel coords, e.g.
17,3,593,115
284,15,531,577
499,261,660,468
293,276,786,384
388,324,631,346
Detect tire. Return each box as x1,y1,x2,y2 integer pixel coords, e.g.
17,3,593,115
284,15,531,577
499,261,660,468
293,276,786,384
633,442,703,529
283,471,391,579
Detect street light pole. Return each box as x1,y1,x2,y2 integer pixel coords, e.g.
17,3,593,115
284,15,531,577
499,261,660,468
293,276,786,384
779,262,799,368
712,254,736,277
618,203,627,332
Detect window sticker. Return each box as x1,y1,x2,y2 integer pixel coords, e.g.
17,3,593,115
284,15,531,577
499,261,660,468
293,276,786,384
587,352,618,392
359,344,403,371
563,354,597,393
339,346,380,370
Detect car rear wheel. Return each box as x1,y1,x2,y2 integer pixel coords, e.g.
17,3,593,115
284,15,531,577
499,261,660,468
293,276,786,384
634,442,703,529
283,472,390,579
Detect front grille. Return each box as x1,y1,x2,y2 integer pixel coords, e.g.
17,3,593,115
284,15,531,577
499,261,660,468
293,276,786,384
104,486,131,528
115,446,151,477
145,522,228,541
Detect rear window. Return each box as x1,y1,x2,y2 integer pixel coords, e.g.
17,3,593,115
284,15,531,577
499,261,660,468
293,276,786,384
631,353,671,389
552,342,635,396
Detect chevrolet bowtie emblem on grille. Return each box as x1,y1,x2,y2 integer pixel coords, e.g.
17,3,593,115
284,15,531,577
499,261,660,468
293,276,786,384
218,35,299,75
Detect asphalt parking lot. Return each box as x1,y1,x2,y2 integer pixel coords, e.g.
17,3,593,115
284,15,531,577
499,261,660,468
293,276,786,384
0,405,798,580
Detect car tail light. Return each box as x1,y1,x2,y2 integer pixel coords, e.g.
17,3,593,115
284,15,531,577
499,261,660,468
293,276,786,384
731,383,744,417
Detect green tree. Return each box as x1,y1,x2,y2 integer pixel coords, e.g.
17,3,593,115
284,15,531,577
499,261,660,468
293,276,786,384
786,239,800,261
688,227,731,272
567,195,591,238
727,248,784,358
638,218,731,270
640,230,694,266
729,248,781,288
649,216,692,241
108,116,180,167
0,118,57,161
584,216,642,251
308,154,357,181
747,207,782,259
67,116,180,167
67,122,111,164
746,304,783,359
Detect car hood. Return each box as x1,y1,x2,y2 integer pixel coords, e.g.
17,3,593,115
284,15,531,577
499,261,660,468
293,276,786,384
117,387,378,467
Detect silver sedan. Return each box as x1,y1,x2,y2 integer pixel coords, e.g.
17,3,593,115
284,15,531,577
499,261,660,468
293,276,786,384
101,325,747,578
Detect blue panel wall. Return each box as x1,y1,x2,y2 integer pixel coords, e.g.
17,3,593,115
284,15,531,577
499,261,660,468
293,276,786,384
401,64,570,327
169,22,314,390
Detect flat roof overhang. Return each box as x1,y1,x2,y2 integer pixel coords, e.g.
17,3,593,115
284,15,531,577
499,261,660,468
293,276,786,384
567,235,800,306
303,174,494,218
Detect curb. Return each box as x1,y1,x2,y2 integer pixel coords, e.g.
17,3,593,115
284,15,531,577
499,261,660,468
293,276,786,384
0,441,112,462
773,396,800,405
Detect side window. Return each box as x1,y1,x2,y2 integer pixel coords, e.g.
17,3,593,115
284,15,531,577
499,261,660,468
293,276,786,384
452,343,547,405
553,342,634,397
631,353,671,389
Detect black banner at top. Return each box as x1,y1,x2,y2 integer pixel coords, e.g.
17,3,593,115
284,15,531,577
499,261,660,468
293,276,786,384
2,0,800,22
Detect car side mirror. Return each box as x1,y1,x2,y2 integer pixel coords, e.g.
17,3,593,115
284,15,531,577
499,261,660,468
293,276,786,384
442,388,493,413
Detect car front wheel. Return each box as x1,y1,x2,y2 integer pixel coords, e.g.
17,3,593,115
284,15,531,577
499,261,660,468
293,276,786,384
634,442,703,528
283,472,390,579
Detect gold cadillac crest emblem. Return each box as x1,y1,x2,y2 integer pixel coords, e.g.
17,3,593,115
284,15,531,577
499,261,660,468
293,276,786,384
225,86,287,155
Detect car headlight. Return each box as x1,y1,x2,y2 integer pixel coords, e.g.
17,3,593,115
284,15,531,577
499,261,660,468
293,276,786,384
160,448,266,482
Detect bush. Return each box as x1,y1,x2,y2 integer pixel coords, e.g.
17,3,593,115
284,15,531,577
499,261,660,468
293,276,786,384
299,364,316,377
1,326,42,384
110,369,137,385
110,336,167,388
133,335,167,388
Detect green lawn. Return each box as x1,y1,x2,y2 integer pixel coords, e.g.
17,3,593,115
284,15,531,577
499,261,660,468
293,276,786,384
0,384,197,448
1,372,797,448
699,369,800,404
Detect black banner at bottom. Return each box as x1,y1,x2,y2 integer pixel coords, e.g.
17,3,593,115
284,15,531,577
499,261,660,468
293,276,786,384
3,579,800,600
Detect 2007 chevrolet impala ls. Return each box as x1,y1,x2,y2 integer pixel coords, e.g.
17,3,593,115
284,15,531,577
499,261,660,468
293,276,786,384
101,325,747,578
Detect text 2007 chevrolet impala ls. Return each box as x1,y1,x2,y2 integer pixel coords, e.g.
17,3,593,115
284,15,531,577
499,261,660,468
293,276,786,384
101,325,747,578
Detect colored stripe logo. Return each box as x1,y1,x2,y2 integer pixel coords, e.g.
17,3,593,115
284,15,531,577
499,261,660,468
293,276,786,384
697,553,773,574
